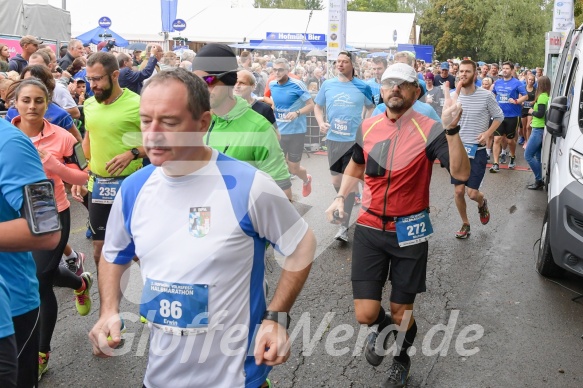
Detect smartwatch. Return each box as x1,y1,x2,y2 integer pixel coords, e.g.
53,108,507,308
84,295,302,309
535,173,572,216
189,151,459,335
130,148,140,160
263,311,291,330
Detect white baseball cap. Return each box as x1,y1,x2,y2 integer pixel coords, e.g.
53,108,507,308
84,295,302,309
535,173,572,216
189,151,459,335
381,63,418,84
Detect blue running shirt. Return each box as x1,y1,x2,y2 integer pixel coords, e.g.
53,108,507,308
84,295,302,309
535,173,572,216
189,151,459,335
492,77,527,118
269,78,312,135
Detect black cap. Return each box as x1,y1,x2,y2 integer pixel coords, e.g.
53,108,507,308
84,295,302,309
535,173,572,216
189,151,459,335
191,43,238,86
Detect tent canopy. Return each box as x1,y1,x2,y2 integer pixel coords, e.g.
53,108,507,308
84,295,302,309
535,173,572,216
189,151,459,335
67,2,416,49
75,26,129,47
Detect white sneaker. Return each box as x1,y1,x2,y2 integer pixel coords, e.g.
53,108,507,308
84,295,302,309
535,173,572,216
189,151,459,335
334,226,349,242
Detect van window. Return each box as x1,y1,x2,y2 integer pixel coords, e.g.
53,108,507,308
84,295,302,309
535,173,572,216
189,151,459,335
566,60,577,109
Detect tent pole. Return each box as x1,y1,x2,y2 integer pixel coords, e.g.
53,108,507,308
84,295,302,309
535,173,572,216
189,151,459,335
295,10,313,71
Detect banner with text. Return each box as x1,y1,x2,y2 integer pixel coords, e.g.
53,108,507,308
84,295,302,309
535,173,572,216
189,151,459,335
553,0,575,33
327,0,347,63
161,0,178,32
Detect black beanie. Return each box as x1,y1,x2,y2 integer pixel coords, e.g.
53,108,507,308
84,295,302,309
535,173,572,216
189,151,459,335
192,43,238,86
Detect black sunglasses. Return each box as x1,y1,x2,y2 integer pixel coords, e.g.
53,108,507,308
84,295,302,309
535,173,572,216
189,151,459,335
201,71,231,86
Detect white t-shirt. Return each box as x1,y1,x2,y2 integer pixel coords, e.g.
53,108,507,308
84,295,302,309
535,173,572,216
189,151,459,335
104,150,308,388
52,82,77,110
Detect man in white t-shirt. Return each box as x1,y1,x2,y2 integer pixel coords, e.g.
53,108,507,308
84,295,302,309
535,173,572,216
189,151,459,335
88,68,315,388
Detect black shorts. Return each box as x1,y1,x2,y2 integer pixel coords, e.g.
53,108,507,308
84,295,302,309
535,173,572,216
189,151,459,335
451,148,487,190
326,139,355,175
275,177,292,191
280,133,305,163
494,116,519,139
88,191,113,241
351,225,428,304
521,109,532,118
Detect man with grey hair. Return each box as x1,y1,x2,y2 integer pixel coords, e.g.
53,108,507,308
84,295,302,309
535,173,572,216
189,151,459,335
58,39,84,70
117,45,162,94
270,58,315,197
89,68,315,388
234,69,279,138
181,49,196,64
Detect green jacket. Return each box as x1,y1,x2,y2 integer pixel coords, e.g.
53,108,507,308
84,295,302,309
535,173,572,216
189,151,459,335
206,96,290,182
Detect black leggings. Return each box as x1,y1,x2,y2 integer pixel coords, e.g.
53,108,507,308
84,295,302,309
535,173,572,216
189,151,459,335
14,307,39,388
0,335,17,388
32,208,83,354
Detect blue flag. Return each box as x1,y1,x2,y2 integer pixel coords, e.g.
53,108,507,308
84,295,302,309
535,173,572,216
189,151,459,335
161,0,178,32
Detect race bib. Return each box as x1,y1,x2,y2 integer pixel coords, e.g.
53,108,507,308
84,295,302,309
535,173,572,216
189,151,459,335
332,118,349,135
140,278,209,333
91,176,124,204
498,93,509,103
523,101,533,108
396,210,434,247
463,143,478,159
275,109,291,123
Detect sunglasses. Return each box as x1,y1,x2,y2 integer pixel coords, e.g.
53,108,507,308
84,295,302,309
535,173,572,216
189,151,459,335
382,80,417,90
200,71,231,86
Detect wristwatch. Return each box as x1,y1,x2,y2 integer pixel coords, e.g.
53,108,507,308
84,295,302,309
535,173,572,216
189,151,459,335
445,125,461,136
130,148,140,160
263,310,291,330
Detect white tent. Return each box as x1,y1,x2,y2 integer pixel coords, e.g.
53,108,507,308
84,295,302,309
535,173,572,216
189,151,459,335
64,1,415,49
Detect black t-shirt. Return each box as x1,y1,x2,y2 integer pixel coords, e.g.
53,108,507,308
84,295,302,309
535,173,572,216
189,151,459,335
251,100,276,126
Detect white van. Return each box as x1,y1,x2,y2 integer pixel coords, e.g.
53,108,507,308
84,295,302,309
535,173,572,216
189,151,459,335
539,26,583,278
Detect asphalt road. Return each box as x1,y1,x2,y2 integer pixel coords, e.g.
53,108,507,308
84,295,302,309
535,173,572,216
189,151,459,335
41,147,583,388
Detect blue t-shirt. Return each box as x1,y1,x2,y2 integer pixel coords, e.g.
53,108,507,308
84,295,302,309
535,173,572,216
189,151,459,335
315,77,374,142
492,77,527,118
0,275,13,338
6,102,74,131
366,78,382,105
372,100,441,123
0,120,46,318
269,78,312,135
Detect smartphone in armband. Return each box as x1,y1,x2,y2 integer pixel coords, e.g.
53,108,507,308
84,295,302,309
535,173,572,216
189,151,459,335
22,181,62,235
64,142,88,170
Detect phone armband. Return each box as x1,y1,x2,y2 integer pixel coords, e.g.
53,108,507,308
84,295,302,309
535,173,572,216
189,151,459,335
22,180,62,235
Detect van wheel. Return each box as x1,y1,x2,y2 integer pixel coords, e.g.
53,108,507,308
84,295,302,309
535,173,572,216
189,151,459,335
536,208,564,278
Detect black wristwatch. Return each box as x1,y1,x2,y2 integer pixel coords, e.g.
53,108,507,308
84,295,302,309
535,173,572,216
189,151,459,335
445,125,461,136
263,311,291,330
130,148,140,160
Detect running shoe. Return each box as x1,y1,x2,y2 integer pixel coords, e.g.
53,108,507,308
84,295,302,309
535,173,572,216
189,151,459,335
302,174,312,197
75,272,93,316
334,225,349,242
354,192,362,206
364,327,395,366
38,352,49,381
478,198,490,225
65,251,86,277
381,358,411,388
455,223,471,239
489,163,499,173
517,136,525,145
508,156,516,169
486,153,491,162
499,153,507,164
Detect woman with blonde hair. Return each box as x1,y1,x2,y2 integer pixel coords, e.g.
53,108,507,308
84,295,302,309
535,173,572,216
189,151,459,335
0,44,9,72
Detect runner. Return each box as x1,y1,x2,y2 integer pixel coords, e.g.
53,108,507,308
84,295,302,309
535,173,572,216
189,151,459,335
0,110,60,388
10,79,92,381
269,58,314,197
314,51,375,242
449,60,503,239
519,73,536,146
88,68,315,388
325,62,469,387
71,52,145,268
366,57,387,105
192,44,292,200
490,62,528,172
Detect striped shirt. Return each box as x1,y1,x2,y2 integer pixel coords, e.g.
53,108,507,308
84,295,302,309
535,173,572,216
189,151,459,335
454,87,504,145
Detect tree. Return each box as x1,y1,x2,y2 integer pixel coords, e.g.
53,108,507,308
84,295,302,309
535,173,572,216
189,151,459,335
576,0,583,28
419,0,552,67
253,0,324,9
347,0,398,12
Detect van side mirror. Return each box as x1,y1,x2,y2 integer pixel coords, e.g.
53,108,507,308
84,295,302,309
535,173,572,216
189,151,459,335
546,96,568,138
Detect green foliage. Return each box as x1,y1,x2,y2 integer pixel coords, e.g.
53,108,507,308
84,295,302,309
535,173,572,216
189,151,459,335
419,0,553,67
347,0,398,12
253,0,323,9
576,0,583,27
